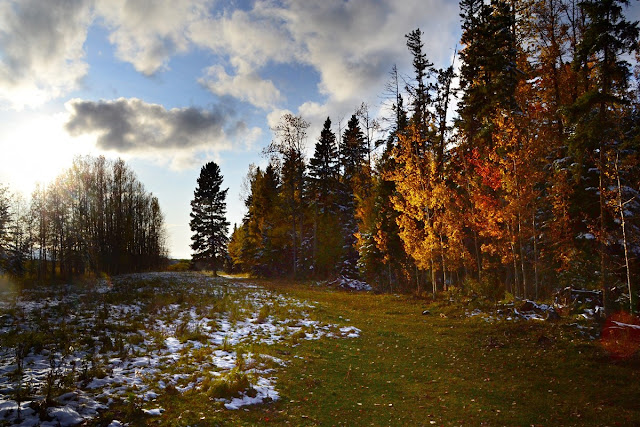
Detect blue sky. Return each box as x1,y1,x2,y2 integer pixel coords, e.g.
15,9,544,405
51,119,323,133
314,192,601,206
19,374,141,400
1,0,636,259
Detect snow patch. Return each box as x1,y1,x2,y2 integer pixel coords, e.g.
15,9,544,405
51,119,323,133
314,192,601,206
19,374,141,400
142,407,165,416
327,276,373,291
0,272,361,425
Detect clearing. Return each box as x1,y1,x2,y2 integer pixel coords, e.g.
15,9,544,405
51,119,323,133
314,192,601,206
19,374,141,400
1,272,639,426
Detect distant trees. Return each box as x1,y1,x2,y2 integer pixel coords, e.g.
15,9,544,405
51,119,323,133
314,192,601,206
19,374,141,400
0,156,168,281
0,184,11,273
190,162,230,274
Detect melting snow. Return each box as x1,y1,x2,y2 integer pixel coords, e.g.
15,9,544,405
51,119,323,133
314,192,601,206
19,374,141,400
142,407,164,416
327,276,373,291
0,272,360,425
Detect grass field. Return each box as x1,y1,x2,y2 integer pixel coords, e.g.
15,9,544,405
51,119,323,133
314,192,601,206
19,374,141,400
1,272,639,426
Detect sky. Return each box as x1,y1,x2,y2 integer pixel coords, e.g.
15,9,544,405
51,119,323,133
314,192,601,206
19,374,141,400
0,0,637,259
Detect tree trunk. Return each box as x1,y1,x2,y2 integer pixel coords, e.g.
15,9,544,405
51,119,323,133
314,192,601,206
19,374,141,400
532,210,539,300
615,153,634,313
599,145,608,315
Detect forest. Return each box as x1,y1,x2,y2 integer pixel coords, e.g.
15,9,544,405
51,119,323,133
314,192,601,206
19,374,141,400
2,1,640,425
0,0,638,315
228,0,640,314
0,156,167,281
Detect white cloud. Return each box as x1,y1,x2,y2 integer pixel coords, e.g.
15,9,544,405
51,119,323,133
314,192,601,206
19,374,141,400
94,0,211,75
0,0,461,116
266,108,293,130
0,0,93,109
189,7,298,71
199,65,282,110
188,0,460,129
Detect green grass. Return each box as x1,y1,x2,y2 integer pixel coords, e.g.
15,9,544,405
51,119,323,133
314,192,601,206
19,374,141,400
94,277,640,426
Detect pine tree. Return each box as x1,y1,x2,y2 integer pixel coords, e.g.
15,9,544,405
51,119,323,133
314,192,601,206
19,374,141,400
309,117,340,211
338,114,368,278
190,161,230,274
405,28,434,145
458,0,518,150
340,115,368,182
308,117,343,277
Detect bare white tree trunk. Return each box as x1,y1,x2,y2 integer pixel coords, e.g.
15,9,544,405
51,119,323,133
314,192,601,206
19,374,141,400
615,153,634,313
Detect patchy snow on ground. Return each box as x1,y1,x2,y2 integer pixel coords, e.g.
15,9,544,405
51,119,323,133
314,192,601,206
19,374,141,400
0,272,360,426
142,407,164,416
326,276,373,292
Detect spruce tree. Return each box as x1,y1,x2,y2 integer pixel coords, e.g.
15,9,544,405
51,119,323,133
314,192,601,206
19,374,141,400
190,161,230,274
338,114,368,278
405,28,434,144
458,0,518,150
0,184,11,273
309,117,340,210
308,117,342,277
340,114,367,182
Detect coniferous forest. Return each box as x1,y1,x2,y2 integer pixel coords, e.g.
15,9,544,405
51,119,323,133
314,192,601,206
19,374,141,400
229,0,640,314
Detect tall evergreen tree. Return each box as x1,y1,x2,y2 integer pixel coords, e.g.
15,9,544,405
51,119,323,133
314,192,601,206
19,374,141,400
308,118,342,276
0,184,11,273
567,0,639,313
190,161,230,274
405,28,434,144
458,0,518,150
339,114,368,277
309,117,340,210
340,114,368,182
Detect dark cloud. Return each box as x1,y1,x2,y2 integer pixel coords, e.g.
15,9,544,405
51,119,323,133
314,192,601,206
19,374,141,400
65,98,242,152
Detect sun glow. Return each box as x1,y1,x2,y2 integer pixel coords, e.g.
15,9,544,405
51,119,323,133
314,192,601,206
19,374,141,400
0,113,98,195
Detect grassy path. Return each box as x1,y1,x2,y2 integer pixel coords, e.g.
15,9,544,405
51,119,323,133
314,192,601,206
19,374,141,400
219,279,640,426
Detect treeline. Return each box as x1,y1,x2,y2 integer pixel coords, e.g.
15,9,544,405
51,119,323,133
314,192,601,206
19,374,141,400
229,0,640,312
0,156,167,281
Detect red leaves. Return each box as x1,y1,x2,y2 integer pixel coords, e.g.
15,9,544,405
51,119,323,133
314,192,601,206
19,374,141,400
467,148,502,192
